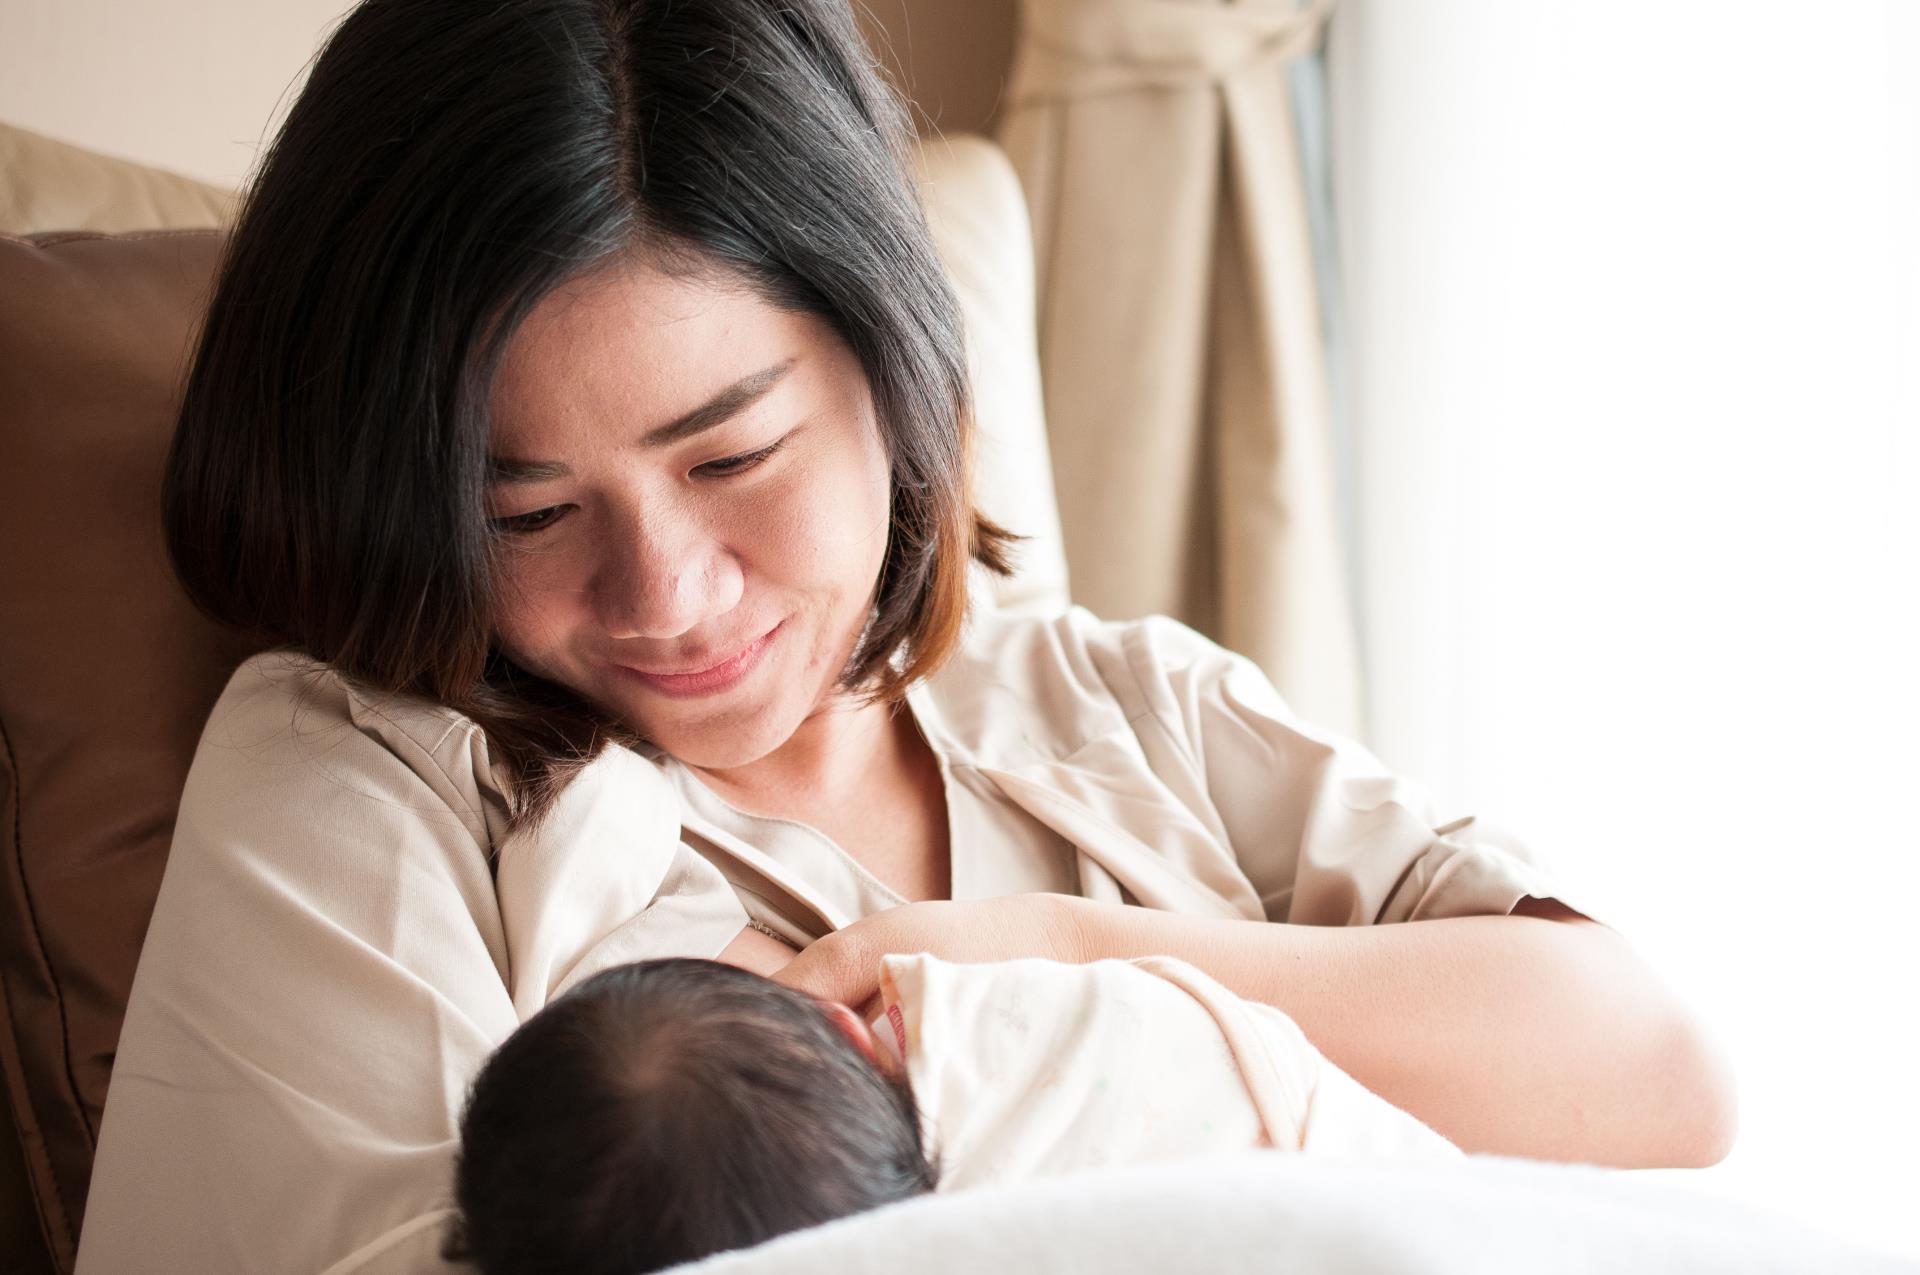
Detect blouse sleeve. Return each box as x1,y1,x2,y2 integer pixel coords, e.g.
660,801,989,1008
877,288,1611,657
1114,615,1593,928
75,654,745,1275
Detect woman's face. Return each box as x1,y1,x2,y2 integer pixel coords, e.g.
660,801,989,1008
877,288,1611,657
486,257,893,770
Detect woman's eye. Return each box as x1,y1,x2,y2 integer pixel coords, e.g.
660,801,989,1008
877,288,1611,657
697,439,785,478
491,505,569,535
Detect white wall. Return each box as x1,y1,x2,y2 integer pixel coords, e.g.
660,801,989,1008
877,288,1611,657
1331,0,1919,1259
0,0,354,187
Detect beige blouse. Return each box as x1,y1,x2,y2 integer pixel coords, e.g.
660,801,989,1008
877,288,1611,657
76,607,1576,1275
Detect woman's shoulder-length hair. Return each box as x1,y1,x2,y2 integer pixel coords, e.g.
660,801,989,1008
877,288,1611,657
164,0,1017,834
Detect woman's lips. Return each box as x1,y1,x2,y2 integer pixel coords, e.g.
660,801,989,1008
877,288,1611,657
613,621,783,698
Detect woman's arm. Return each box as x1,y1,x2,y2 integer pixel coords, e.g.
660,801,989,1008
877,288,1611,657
774,894,1737,1170
79,657,749,1274
1068,895,1738,1169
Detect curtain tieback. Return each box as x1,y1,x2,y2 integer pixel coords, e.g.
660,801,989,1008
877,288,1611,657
1005,0,1335,104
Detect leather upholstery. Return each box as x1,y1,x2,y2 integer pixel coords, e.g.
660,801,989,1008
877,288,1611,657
0,225,257,1274
0,119,1059,1274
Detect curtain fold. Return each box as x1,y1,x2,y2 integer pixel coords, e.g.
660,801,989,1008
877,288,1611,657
996,0,1362,738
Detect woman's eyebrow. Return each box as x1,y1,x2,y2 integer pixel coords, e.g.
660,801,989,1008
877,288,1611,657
643,357,796,448
488,357,796,485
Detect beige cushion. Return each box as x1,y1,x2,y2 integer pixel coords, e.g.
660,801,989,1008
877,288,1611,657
0,119,1059,1275
912,136,1070,615
0,124,236,237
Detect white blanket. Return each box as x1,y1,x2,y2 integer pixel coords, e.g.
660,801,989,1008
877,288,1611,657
676,1150,1913,1275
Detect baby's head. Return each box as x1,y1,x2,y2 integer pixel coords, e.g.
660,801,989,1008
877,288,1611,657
448,958,935,1275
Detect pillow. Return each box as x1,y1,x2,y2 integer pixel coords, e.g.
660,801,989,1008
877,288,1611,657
0,225,256,1274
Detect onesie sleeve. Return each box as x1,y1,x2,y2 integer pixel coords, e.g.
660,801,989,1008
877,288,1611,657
1115,615,1596,928
75,653,743,1275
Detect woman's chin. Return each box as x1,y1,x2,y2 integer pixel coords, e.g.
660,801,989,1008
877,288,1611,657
618,687,802,773
646,724,790,774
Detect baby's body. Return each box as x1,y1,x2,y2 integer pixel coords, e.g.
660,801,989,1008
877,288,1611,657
876,952,1459,1190
452,954,1456,1275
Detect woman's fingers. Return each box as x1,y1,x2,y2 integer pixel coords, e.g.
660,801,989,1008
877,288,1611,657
772,895,1091,1010
772,925,879,1008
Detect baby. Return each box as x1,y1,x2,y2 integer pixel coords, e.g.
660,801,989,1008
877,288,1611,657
447,954,1458,1275
446,958,934,1275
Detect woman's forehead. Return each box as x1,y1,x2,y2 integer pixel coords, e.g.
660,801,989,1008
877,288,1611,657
488,260,824,447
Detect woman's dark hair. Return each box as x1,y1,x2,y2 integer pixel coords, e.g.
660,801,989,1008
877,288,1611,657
163,0,1018,831
446,959,936,1274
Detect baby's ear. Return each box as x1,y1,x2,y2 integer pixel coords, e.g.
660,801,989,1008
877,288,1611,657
818,998,881,1068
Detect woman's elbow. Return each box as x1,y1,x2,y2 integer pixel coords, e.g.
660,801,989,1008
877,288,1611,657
1580,921,1739,1169
1654,1009,1740,1168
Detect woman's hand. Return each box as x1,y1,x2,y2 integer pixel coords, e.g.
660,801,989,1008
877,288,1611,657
772,893,1091,1014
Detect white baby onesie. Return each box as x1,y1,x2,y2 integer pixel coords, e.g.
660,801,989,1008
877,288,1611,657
873,953,1460,1190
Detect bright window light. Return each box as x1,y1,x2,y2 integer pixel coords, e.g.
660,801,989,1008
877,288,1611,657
1331,1,1919,1259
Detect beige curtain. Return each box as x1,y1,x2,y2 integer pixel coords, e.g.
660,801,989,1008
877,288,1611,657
996,0,1362,738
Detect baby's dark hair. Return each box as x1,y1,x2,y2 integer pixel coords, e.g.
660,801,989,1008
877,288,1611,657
446,958,936,1275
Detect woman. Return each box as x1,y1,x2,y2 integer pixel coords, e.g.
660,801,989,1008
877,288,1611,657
77,0,1735,1271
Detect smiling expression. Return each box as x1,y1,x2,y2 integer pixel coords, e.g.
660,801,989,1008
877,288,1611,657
485,256,894,771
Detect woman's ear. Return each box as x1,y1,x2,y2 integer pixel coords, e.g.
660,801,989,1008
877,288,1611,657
817,998,882,1068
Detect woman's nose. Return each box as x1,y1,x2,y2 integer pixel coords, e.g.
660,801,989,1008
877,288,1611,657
593,506,744,640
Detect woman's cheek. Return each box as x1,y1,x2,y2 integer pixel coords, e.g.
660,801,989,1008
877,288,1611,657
770,433,891,576
491,549,585,660
739,463,836,577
